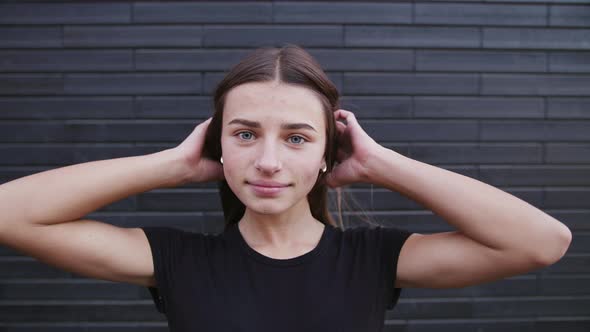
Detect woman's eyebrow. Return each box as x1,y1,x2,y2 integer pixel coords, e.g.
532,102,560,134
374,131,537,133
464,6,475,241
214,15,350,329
227,118,317,132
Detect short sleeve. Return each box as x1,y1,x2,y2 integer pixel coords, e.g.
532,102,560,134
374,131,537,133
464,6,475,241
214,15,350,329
377,226,413,310
141,226,189,315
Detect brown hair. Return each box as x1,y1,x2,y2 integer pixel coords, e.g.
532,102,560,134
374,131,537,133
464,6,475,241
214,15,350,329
203,44,377,231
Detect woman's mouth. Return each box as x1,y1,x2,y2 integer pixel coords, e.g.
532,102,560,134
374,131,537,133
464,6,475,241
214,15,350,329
247,182,291,197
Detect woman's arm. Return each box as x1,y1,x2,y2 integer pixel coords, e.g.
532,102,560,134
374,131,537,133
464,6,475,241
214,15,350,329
326,108,571,288
0,148,188,229
367,146,572,266
368,146,572,289
0,119,220,286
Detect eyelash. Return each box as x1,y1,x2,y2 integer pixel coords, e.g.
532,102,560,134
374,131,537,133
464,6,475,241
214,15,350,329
235,131,308,145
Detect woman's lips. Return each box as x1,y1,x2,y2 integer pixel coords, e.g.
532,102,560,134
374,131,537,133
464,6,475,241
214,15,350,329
247,182,291,196
247,180,290,187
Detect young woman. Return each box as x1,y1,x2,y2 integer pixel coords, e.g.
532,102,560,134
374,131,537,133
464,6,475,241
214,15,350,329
0,45,571,331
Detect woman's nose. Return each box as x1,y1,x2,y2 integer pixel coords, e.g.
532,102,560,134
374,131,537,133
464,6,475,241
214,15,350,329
254,141,281,173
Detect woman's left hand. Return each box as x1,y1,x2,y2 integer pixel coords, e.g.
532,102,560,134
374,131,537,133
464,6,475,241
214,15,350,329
325,109,383,188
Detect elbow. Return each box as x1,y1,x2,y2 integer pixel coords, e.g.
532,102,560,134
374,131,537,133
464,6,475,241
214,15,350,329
534,224,573,267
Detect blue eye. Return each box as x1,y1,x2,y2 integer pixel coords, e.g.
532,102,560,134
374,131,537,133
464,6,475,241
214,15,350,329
236,131,307,145
237,131,253,140
288,135,307,145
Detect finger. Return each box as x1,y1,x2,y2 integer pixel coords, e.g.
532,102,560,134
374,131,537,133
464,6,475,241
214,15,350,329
336,149,347,162
334,109,346,123
335,120,346,133
339,109,359,128
335,109,360,130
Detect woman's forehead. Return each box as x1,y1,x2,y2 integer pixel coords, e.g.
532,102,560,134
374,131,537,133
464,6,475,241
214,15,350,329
224,82,325,128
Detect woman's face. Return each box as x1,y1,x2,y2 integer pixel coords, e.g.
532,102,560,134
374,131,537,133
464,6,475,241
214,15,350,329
220,81,327,215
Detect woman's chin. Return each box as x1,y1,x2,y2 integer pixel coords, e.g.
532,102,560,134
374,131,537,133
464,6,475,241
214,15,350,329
246,203,287,215
241,197,292,215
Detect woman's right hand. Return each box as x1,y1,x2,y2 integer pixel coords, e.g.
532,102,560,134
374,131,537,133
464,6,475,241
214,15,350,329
172,117,224,184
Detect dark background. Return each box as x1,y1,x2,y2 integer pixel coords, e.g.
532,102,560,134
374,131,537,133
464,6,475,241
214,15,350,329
0,1,589,331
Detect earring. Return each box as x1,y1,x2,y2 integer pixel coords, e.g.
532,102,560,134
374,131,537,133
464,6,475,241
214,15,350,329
320,164,327,173
220,156,223,164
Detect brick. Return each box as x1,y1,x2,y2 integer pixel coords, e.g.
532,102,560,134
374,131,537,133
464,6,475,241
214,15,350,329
472,297,590,317
308,49,413,71
568,233,590,252
365,119,479,142
409,143,542,164
274,2,411,23
0,145,156,166
384,320,590,332
390,298,473,319
58,121,192,142
387,296,590,320
416,50,546,72
540,276,590,295
0,121,190,143
550,5,590,27
545,188,590,208
547,97,590,118
346,26,480,48
482,74,590,96
481,120,590,141
0,280,139,300
535,320,590,331
0,50,132,72
416,3,547,26
0,323,167,332
340,96,412,119
393,320,536,332
547,210,590,231
549,52,590,72
134,2,271,23
135,96,212,118
203,26,343,47
135,49,252,71
344,73,479,95
546,143,590,163
415,96,544,119
0,74,63,95
480,165,590,186
0,302,163,322
0,97,133,120
0,27,61,48
484,27,590,50
0,3,130,24
64,73,202,95
0,121,67,143
64,25,203,47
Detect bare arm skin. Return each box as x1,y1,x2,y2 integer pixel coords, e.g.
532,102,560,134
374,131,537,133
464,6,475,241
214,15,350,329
366,147,572,289
0,148,186,228
0,148,189,287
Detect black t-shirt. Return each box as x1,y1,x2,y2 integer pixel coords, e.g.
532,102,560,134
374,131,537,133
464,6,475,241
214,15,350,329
142,222,412,332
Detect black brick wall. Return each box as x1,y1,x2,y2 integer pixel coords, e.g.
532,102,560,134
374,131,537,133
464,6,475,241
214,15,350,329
0,1,588,331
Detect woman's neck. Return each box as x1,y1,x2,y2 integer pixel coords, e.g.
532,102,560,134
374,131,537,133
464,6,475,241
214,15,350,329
238,209,324,249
